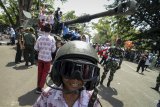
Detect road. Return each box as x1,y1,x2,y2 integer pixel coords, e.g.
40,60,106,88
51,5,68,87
0,45,159,107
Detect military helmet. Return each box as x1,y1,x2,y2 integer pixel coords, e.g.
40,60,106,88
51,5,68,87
50,41,100,90
54,41,99,63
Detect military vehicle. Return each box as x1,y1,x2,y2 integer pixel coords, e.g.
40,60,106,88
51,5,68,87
22,0,137,40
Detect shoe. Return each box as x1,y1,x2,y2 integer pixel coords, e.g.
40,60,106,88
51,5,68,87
25,63,28,66
15,62,20,64
31,62,35,65
35,88,42,94
100,81,103,85
117,66,121,70
107,81,111,87
151,87,159,91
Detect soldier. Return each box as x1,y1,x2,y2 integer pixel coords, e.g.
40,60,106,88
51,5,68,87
15,26,24,64
23,27,36,66
136,53,147,74
152,73,160,92
100,38,124,87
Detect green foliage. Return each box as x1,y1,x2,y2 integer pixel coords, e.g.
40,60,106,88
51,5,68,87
62,11,91,34
92,17,113,44
93,0,160,52
63,10,77,21
0,0,54,26
128,0,160,52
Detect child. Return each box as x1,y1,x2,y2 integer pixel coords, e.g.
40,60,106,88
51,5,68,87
33,41,101,107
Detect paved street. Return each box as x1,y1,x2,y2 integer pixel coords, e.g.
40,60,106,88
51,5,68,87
0,45,159,107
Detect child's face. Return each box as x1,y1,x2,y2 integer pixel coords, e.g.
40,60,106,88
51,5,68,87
62,77,83,91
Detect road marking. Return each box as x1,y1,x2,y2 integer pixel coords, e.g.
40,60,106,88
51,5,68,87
11,101,18,106
123,61,136,71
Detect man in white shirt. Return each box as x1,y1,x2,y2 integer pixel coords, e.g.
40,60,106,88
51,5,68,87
10,27,16,45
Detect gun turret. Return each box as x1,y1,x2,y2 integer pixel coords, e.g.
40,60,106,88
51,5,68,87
62,0,137,25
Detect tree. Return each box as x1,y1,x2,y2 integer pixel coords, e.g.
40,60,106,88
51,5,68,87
0,0,33,26
63,10,77,21
104,0,160,52
0,0,15,25
92,17,113,44
18,0,35,24
128,0,160,52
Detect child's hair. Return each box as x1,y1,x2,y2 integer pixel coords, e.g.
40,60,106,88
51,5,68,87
44,23,52,32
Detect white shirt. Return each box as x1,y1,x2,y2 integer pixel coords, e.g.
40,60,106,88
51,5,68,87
33,86,100,107
34,33,56,62
10,28,15,37
47,15,54,25
39,13,46,22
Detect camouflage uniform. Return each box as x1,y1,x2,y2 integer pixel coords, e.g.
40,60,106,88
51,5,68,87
23,28,36,66
154,73,160,91
100,46,124,87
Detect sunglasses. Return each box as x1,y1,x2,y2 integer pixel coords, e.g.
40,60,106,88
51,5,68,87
54,59,100,81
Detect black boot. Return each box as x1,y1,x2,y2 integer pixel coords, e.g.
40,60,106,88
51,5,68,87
100,79,103,85
107,80,111,87
153,84,159,91
25,62,28,66
100,72,106,85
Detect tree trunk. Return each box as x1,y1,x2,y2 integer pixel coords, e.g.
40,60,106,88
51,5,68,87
18,0,33,25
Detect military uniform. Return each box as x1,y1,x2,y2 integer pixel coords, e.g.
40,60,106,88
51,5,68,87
136,54,147,73
153,73,160,91
100,46,124,87
15,28,24,63
23,29,36,66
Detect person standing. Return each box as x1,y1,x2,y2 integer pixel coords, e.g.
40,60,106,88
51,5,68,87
53,7,61,34
152,73,160,92
23,27,36,66
34,24,56,93
100,39,124,87
99,45,109,66
150,54,158,69
54,7,60,22
15,26,24,64
9,26,16,45
136,53,147,74
157,100,160,107
144,52,152,70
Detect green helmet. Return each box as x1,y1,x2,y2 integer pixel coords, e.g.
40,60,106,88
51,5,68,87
54,41,99,63
50,41,100,90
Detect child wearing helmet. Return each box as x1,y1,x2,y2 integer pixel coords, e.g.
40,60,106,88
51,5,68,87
33,41,101,107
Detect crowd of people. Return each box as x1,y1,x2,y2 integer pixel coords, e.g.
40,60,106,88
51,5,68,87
38,5,89,43
93,42,160,71
124,50,160,71
93,41,160,92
